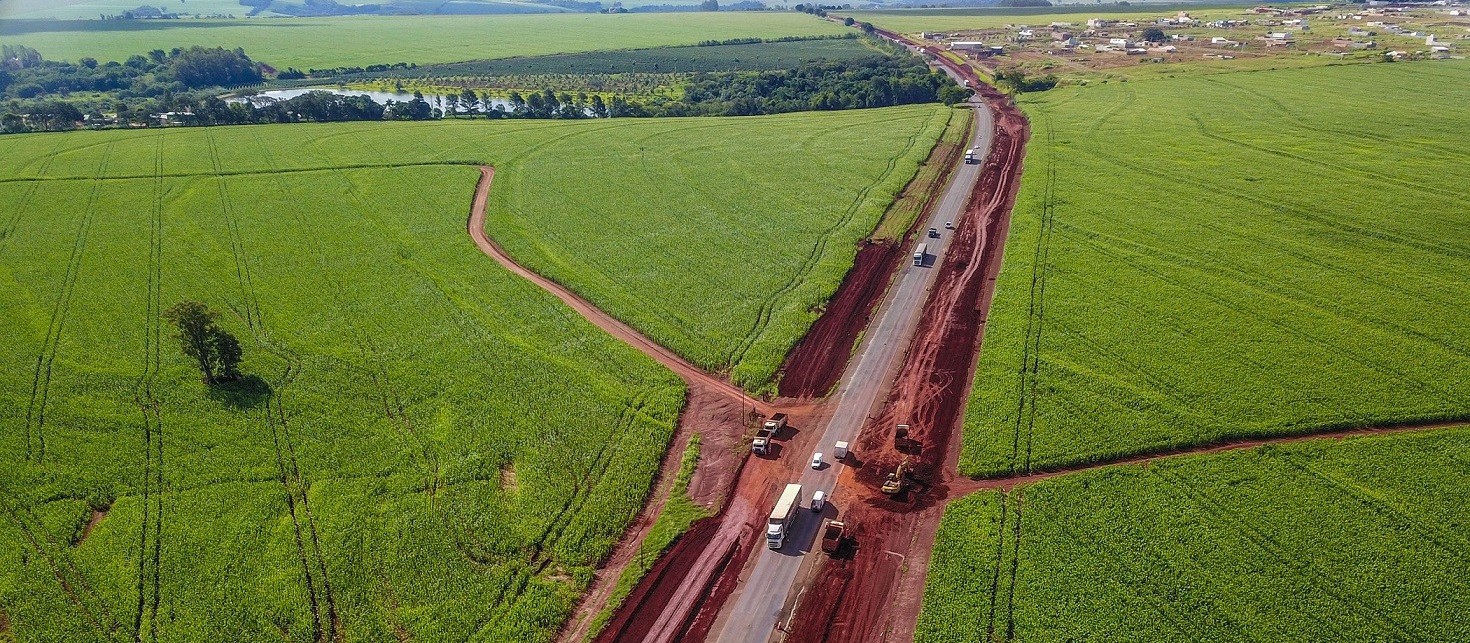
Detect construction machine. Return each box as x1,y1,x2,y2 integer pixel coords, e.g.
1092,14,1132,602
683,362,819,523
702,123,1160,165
880,458,912,495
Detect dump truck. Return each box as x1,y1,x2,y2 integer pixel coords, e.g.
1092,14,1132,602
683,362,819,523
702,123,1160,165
821,520,848,555
767,483,803,549
752,413,786,455
881,458,912,496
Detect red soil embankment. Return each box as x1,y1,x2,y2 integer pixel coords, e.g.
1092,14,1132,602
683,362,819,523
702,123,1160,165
785,79,1032,643
778,241,902,398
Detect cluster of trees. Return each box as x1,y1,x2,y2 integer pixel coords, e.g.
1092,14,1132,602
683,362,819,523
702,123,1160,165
164,301,243,386
637,55,946,116
0,45,262,99
0,45,267,132
993,69,1058,93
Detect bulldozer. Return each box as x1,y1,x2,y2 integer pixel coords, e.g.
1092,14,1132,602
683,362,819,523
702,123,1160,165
880,458,912,495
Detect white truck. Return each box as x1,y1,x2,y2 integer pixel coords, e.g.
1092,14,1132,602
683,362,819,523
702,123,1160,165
753,413,786,455
913,242,929,266
964,148,976,164
767,483,803,549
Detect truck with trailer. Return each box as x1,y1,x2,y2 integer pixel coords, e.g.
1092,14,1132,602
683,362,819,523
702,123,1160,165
913,243,928,266
752,413,787,455
767,483,803,549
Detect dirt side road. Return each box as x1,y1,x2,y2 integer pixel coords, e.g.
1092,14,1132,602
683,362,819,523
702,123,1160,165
467,167,770,643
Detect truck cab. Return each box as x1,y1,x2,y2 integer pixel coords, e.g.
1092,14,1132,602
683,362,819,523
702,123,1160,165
753,413,787,455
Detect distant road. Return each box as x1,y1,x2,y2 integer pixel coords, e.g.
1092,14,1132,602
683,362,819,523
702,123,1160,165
710,98,996,643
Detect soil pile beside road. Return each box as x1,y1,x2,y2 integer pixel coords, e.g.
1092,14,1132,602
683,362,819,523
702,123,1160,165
778,241,902,398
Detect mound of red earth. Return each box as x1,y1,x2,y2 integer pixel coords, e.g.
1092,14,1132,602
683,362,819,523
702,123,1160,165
784,79,1032,643
778,241,901,399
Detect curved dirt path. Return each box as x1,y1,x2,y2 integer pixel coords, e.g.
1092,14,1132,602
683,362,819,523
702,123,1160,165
467,166,763,412
467,165,774,643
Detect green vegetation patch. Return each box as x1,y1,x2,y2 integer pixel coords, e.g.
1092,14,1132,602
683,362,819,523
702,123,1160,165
963,60,1470,477
919,427,1470,642
0,106,939,640
369,36,879,77
0,13,850,69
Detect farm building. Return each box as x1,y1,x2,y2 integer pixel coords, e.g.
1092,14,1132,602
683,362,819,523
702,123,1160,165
948,41,987,51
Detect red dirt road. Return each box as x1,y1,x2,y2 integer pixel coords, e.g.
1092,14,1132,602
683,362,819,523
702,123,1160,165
778,242,903,399
782,63,1032,643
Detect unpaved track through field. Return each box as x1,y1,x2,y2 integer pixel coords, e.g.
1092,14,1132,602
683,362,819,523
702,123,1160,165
466,166,770,643
467,166,764,413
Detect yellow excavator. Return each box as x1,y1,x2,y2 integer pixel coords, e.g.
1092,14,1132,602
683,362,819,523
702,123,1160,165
880,458,912,495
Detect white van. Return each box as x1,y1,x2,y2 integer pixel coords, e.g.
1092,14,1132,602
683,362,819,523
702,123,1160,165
811,490,826,512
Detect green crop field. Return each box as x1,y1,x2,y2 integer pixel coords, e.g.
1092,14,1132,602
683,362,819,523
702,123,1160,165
961,60,1470,478
841,4,1257,35
0,13,849,69
918,427,1470,642
375,36,881,77
0,106,941,641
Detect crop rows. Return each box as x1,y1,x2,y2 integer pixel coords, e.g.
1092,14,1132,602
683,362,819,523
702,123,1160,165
917,427,1470,642
961,60,1470,477
0,12,850,70
0,106,937,641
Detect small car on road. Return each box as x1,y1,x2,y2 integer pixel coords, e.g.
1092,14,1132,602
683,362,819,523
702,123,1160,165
811,452,824,469
811,490,826,512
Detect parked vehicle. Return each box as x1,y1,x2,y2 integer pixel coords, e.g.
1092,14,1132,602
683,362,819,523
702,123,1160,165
821,520,849,556
753,413,786,455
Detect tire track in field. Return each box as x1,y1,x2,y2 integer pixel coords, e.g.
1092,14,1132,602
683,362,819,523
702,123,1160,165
0,135,65,254
1071,145,1469,261
1186,114,1467,204
204,140,341,642
1003,493,1024,641
23,142,114,464
727,107,939,372
1052,208,1470,360
1069,229,1460,402
1007,122,1056,476
205,132,263,331
131,135,168,643
1154,468,1427,642
309,130,444,501
1198,77,1470,162
983,492,1008,640
0,485,126,640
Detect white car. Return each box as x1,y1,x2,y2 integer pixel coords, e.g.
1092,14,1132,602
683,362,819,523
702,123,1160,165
945,221,954,229
811,490,826,512
811,452,824,469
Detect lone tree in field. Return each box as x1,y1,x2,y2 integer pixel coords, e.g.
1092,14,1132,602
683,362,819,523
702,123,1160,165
1142,27,1167,43
164,301,243,385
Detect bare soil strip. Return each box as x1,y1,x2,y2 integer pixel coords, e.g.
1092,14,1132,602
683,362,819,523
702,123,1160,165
777,113,972,400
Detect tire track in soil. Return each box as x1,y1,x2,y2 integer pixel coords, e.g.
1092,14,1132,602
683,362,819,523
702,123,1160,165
131,134,167,643
23,141,115,465
202,144,342,643
778,109,972,399
0,134,65,254
727,108,938,373
0,484,126,640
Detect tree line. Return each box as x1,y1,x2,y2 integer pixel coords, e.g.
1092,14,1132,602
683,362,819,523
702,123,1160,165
1,43,966,132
